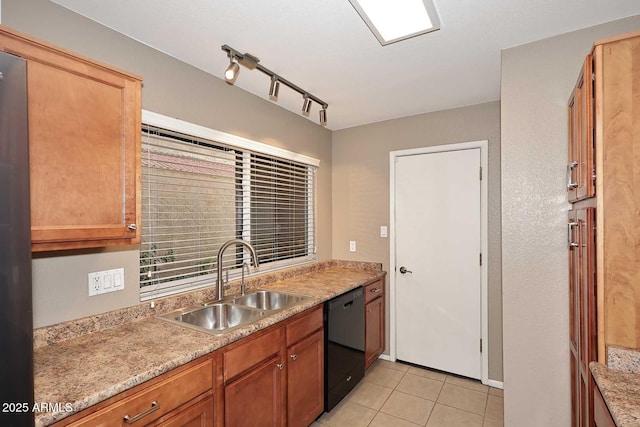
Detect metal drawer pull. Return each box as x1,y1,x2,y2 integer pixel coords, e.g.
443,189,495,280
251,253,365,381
277,363,284,370
568,221,579,248
567,162,578,189
290,354,297,360
370,288,382,293
123,401,160,424
128,223,138,231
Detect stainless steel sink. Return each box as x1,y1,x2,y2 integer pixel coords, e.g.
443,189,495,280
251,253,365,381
159,290,311,336
231,290,309,311
160,303,263,334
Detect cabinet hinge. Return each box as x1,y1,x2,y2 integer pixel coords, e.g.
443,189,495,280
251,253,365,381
479,166,483,181
479,253,482,266
480,339,483,353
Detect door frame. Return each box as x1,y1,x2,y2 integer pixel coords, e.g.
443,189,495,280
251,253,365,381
389,140,489,384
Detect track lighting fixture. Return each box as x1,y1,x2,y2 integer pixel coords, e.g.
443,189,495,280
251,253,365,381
269,76,280,100
221,44,329,126
224,57,239,85
302,95,312,116
319,107,327,127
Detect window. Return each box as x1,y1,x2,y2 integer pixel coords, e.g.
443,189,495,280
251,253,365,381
139,112,317,300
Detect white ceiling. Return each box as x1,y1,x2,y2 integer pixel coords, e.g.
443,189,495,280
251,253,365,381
51,0,640,130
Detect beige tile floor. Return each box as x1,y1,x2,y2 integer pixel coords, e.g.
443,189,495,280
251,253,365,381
313,360,504,427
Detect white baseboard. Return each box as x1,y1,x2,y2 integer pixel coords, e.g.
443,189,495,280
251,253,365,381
487,379,504,389
378,354,393,362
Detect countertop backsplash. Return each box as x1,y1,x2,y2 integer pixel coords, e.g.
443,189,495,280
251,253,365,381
607,345,640,373
33,259,382,349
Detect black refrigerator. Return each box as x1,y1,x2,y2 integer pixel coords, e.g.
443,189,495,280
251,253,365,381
0,51,34,426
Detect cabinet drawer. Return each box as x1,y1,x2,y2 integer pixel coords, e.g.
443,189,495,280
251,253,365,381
224,327,282,381
67,359,213,427
365,280,384,304
286,306,323,347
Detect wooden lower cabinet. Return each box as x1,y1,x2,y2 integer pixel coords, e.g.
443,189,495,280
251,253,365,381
593,385,615,427
222,305,325,427
154,396,214,427
53,305,328,427
287,330,324,427
52,357,215,427
364,279,385,369
224,357,285,427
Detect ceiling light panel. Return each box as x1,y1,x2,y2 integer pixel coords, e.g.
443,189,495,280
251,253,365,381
349,0,441,45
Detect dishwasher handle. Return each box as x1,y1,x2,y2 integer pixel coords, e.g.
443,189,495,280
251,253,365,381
327,287,364,312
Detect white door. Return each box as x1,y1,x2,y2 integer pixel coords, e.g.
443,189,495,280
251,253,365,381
395,148,481,379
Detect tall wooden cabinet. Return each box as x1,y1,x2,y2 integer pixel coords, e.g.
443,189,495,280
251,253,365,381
0,25,142,251
567,30,640,427
568,208,596,427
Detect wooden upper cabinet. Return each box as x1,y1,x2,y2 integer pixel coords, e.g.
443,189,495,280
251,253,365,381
568,55,594,203
0,25,142,251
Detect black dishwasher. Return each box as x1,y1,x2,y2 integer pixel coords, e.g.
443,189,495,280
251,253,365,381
324,287,365,411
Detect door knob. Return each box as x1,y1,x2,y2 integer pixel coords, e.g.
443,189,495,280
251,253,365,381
399,266,412,274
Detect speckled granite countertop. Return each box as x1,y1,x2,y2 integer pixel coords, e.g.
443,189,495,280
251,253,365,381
590,362,640,426
34,264,385,426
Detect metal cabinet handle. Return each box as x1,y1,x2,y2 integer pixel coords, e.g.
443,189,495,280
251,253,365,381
567,162,578,189
399,266,412,274
568,221,579,248
277,363,284,370
367,308,372,313
370,288,382,293
290,354,297,361
128,223,138,231
123,401,160,424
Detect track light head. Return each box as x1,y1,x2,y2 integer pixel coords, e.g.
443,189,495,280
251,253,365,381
269,76,280,101
225,57,240,85
302,95,312,116
319,107,327,126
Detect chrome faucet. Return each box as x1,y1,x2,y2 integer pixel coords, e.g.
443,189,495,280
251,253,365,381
216,239,259,302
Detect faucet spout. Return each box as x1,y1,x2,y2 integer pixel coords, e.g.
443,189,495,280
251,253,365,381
216,239,259,301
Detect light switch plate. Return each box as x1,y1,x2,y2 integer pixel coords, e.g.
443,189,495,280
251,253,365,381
380,226,388,238
88,268,125,296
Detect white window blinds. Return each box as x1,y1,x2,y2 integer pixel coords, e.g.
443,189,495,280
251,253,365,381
140,120,317,301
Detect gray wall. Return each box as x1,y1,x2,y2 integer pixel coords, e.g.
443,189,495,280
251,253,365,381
3,0,333,327
501,15,640,426
332,101,503,382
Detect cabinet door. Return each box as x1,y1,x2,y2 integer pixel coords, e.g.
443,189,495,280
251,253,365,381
567,56,595,202
568,210,581,427
577,56,594,201
578,207,596,427
153,396,214,427
569,207,596,427
224,357,285,427
0,27,142,251
287,329,324,427
568,89,580,202
365,296,384,369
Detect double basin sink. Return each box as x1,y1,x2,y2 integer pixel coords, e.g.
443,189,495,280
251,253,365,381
160,290,311,335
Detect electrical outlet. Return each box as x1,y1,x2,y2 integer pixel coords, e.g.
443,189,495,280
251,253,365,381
349,241,356,252
88,268,125,296
88,272,102,296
